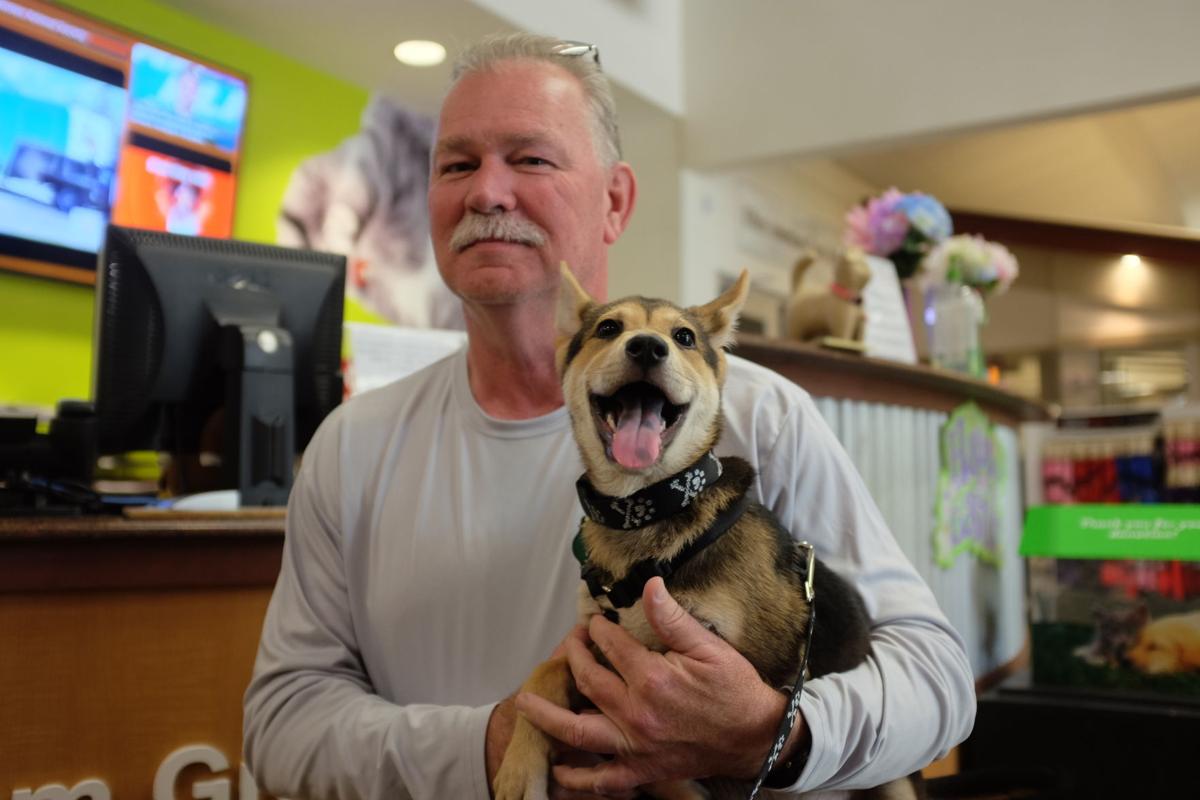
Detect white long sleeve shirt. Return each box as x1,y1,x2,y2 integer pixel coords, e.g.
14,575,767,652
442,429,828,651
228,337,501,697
242,350,975,799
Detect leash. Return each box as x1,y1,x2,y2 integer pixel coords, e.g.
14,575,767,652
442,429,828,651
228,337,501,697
748,541,817,798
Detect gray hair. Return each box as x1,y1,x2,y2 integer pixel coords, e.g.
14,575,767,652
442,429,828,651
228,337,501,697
450,32,622,167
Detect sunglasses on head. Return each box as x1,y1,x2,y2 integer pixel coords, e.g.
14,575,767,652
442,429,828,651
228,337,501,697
552,40,601,68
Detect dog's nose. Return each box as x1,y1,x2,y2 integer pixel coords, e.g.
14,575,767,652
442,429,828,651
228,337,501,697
625,335,669,369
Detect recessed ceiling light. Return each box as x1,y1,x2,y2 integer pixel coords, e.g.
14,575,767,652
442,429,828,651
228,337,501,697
394,40,446,67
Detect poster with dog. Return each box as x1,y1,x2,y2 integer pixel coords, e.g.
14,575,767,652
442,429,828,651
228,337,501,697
1024,505,1200,699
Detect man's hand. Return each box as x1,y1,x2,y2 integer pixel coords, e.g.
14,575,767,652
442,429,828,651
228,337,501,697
516,577,800,795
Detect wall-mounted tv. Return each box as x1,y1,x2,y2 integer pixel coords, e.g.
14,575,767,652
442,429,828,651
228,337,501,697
0,0,247,284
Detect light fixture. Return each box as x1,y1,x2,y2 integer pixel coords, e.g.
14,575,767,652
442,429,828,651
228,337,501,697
1120,253,1142,268
393,40,446,67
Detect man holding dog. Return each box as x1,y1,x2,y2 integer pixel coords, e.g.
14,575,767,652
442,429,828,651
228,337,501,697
243,33,976,799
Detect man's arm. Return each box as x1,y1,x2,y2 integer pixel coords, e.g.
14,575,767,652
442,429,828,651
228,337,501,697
241,412,497,800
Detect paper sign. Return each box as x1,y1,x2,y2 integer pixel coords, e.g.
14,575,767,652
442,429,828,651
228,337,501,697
861,255,917,364
344,322,466,395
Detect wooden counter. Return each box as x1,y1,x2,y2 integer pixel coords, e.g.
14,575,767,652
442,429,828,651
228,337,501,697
0,512,284,799
733,333,1049,427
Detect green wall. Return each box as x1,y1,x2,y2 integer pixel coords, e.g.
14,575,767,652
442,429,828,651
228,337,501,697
0,0,371,409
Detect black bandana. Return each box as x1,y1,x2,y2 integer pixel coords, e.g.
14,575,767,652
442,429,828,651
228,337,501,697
575,451,723,530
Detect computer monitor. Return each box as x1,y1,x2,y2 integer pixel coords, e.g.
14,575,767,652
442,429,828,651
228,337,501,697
92,225,345,505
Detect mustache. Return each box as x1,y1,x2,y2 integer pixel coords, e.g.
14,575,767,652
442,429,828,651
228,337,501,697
450,212,547,252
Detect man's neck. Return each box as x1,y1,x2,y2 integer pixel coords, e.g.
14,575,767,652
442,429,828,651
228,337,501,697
463,300,564,420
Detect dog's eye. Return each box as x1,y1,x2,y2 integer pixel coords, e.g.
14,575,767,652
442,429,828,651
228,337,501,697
595,319,623,339
673,327,696,348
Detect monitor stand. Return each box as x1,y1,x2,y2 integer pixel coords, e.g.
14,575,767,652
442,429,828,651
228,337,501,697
219,324,295,507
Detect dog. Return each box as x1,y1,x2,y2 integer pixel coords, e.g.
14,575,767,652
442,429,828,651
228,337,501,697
1126,610,1200,674
492,265,919,800
785,247,872,343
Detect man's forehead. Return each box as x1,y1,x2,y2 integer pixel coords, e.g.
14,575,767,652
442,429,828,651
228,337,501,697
438,62,587,123
434,131,556,156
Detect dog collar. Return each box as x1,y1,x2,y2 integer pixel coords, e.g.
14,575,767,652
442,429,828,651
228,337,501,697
830,281,863,305
576,451,723,531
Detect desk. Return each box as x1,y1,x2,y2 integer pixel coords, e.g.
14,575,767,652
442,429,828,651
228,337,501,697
0,513,284,799
961,672,1199,798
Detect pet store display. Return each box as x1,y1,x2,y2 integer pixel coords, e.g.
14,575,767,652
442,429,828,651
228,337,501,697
1022,504,1200,700
1040,430,1160,505
1028,405,1200,701
1164,413,1200,503
1040,407,1200,505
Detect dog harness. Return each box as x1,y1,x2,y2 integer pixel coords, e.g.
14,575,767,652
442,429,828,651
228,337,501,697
575,492,750,618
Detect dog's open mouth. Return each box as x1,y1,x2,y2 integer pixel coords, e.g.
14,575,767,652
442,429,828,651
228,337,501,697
590,382,688,470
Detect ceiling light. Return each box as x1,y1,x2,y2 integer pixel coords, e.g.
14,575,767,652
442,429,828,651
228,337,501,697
394,40,446,67
1120,253,1142,268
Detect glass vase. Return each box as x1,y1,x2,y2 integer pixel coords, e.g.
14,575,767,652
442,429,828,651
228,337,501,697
925,284,985,378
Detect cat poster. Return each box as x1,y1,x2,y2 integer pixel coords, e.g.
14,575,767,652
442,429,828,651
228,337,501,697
277,94,463,329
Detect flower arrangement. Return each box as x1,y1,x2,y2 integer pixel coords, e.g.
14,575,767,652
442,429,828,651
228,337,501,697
843,188,953,279
919,234,1019,297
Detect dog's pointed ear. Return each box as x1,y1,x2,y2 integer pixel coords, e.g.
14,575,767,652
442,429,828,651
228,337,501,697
557,262,595,341
690,269,750,351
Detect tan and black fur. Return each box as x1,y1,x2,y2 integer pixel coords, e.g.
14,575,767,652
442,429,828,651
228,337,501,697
493,265,919,800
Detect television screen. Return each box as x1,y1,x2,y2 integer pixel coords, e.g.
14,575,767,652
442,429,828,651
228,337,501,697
0,0,247,283
128,43,247,154
112,142,235,238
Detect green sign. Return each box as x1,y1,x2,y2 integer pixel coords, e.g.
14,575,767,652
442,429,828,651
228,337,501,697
1022,504,1200,561
934,402,1004,568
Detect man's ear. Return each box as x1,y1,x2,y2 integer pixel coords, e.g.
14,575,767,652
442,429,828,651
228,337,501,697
690,269,750,351
602,162,637,245
557,262,595,342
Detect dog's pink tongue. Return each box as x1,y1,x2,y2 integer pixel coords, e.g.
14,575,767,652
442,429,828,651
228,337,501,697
612,395,665,470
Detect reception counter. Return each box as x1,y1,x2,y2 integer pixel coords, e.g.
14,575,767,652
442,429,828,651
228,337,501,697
0,513,284,799
1,336,1047,798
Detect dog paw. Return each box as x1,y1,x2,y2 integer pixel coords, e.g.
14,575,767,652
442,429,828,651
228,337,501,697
492,758,549,800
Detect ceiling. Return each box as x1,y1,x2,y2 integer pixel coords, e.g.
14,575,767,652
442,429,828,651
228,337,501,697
835,91,1200,235
159,0,516,116
160,0,1200,237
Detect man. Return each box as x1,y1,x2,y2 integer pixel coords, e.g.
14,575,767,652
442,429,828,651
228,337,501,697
242,33,975,799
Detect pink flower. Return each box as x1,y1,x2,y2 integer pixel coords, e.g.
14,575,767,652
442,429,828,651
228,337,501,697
843,188,909,255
